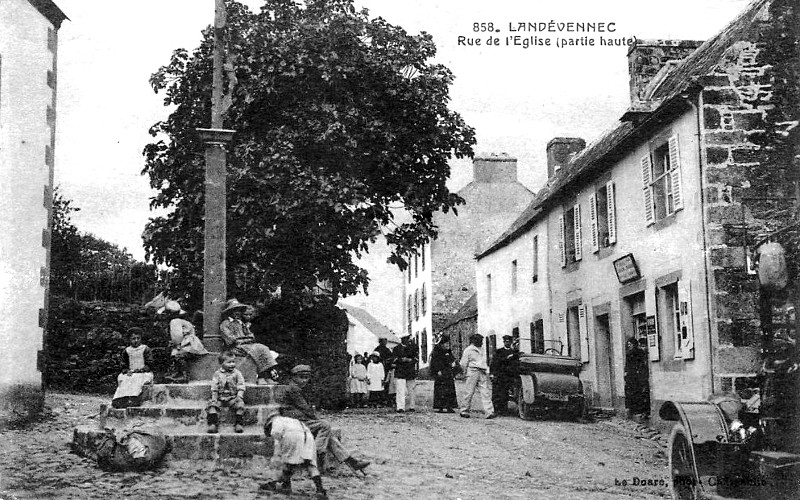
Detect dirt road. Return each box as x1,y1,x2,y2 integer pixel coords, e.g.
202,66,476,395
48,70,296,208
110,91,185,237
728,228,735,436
0,384,670,499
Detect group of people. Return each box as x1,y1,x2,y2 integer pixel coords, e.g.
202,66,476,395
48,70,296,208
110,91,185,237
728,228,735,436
347,332,522,419
347,335,418,411
111,297,278,409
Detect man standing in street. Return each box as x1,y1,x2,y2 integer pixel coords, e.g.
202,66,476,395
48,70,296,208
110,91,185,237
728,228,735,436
392,334,418,413
280,364,370,473
459,334,496,419
374,337,394,405
490,335,520,415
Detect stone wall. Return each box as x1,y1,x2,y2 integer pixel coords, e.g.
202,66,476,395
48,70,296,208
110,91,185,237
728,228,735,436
702,0,800,382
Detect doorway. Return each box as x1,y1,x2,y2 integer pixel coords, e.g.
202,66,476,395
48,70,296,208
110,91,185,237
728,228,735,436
594,313,616,410
623,292,651,417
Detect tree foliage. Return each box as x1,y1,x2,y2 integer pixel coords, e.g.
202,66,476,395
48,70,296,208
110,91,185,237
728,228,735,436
143,0,475,308
50,187,162,303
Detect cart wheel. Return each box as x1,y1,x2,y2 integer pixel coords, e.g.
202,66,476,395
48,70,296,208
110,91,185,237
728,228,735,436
668,424,701,500
517,387,536,420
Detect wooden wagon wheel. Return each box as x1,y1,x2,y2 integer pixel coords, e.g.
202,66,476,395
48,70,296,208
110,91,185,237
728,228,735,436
668,423,702,500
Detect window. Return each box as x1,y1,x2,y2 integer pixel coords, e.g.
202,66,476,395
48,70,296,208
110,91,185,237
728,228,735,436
512,326,519,341
407,295,413,334
414,289,419,320
511,260,518,294
421,283,427,316
657,281,694,360
414,253,419,278
486,334,497,366
532,236,539,283
421,329,428,362
641,135,683,225
421,244,425,270
415,332,420,359
590,182,617,252
559,205,582,267
530,319,545,354
566,304,590,362
408,265,411,283
486,274,492,305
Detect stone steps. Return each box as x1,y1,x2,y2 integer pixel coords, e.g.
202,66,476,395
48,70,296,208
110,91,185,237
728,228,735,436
73,425,273,460
148,383,287,406
107,403,273,427
72,383,290,461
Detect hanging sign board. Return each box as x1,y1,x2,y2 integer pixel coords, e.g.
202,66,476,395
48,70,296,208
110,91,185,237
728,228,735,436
613,253,641,284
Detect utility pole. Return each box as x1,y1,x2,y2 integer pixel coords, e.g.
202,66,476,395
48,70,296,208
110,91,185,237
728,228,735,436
197,0,235,352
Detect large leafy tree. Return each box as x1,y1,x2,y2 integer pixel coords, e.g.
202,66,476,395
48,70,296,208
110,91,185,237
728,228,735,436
50,188,163,303
143,0,475,308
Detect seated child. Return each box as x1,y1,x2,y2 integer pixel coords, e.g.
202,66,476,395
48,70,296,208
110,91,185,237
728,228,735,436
261,405,327,499
206,350,246,434
366,352,386,407
169,311,207,382
348,354,368,407
112,328,154,409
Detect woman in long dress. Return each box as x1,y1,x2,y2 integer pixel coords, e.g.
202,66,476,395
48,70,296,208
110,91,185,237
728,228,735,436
429,335,459,413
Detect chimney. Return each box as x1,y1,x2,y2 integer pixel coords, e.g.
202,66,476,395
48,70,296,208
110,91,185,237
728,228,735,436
473,153,518,183
627,39,703,108
546,138,585,178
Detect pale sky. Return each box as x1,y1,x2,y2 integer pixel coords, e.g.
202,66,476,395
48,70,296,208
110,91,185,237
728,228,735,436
53,0,751,262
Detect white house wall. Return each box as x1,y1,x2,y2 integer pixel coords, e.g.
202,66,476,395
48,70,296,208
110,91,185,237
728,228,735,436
546,109,712,411
0,0,60,420
476,219,550,355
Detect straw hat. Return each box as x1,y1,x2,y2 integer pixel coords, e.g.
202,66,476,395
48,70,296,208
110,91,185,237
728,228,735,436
156,300,185,316
222,298,248,316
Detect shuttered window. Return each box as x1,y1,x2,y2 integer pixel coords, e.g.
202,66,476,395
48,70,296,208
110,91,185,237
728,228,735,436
591,182,617,252
642,134,684,225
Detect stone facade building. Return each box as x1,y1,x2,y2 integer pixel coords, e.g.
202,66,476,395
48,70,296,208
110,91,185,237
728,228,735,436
476,0,799,422
428,155,534,330
0,0,67,425
405,154,534,369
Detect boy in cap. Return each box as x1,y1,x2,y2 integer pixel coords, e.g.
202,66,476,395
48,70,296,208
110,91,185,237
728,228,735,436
281,363,370,473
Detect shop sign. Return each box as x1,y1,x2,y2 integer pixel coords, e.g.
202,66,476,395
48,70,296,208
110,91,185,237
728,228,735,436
613,253,640,284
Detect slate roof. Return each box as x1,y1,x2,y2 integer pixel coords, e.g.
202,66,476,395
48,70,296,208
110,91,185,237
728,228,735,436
478,0,771,259
343,305,402,344
27,0,68,28
440,292,478,331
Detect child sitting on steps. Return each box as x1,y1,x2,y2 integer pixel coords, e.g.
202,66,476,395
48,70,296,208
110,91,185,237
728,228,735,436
206,350,246,434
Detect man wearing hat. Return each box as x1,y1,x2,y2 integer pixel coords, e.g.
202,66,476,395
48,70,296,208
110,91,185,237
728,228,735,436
281,363,370,474
490,334,520,415
220,298,278,384
392,334,418,413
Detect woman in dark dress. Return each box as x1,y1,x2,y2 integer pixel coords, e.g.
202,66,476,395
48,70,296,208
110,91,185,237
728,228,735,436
430,336,459,413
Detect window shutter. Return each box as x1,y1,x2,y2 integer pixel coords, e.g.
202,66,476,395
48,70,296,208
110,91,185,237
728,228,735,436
573,204,582,261
606,181,617,244
647,325,660,361
668,135,684,212
578,304,590,363
558,214,566,267
641,154,655,225
589,193,599,253
679,281,695,360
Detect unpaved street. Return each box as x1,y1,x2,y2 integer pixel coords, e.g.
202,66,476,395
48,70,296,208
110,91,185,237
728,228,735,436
0,384,670,499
